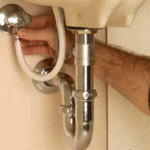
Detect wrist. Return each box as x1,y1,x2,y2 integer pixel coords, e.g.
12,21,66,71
66,30,75,57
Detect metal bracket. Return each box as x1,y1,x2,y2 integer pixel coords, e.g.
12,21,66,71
60,105,75,114
72,90,97,100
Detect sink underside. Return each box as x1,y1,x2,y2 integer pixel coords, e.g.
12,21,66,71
24,0,145,28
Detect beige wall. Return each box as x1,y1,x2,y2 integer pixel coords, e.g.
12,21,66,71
0,0,107,149
107,0,150,149
1,0,149,150
1,0,150,150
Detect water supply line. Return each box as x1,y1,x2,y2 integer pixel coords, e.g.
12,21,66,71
14,7,66,81
0,4,66,81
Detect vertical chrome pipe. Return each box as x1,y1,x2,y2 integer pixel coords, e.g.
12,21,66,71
63,29,97,150
75,32,95,134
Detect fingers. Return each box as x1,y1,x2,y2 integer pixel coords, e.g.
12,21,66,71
21,40,47,47
28,14,56,28
22,46,48,55
21,45,55,57
18,27,57,49
20,40,55,56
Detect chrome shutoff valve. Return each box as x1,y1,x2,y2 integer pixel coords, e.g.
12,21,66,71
0,4,32,34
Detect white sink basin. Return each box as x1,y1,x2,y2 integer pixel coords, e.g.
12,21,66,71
24,0,145,29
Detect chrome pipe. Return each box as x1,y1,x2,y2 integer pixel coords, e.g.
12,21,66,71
61,29,97,150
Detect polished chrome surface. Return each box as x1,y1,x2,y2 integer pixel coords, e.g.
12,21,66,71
74,32,95,66
32,58,60,94
32,58,76,134
32,58,75,93
63,29,97,150
0,4,32,34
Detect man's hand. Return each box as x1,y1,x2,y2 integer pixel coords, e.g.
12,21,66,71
17,14,75,58
17,14,150,116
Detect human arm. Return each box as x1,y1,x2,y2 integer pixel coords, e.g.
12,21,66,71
65,39,150,115
17,14,150,116
94,41,150,116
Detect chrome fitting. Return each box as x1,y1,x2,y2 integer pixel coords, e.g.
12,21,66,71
0,4,32,34
60,105,75,114
83,91,97,100
72,90,97,100
70,29,97,34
